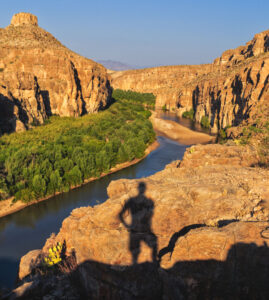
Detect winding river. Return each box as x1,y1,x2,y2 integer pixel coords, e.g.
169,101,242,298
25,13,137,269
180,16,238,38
0,113,207,290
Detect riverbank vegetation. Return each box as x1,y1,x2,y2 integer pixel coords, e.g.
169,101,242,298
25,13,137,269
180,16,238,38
0,90,156,203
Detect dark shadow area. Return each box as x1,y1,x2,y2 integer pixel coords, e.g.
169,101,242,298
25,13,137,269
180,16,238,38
0,92,15,135
40,90,51,117
119,182,158,264
0,92,29,135
0,259,19,290
6,241,269,299
158,224,206,261
232,75,252,126
209,90,221,129
70,61,87,115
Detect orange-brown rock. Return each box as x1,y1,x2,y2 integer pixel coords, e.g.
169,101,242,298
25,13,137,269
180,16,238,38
17,143,269,298
111,64,214,110
0,13,111,134
11,12,38,27
0,74,46,134
112,30,269,133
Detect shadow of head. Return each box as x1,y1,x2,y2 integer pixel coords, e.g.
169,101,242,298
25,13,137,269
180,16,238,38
138,182,146,194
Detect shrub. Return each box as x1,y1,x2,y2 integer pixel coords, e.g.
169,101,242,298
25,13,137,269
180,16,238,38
201,116,210,128
43,242,63,267
182,109,194,120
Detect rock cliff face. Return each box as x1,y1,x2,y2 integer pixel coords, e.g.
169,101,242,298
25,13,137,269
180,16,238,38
17,143,269,299
112,30,269,133
0,13,111,134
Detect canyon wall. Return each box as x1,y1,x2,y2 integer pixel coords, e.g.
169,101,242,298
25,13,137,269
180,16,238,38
0,13,111,134
112,30,269,133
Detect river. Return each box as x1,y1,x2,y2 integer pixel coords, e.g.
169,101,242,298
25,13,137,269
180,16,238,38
0,112,208,290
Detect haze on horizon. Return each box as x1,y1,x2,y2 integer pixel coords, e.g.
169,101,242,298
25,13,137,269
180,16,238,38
0,0,268,68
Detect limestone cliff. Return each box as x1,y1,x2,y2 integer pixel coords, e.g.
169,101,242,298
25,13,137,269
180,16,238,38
0,13,111,134
16,143,269,299
112,30,269,133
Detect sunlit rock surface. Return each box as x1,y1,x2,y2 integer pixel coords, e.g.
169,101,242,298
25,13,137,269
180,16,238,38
0,13,111,134
112,30,269,133
17,143,269,299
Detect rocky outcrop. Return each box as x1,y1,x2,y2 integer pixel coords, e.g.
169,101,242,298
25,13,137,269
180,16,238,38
17,143,269,299
0,13,111,134
112,30,269,133
10,12,38,27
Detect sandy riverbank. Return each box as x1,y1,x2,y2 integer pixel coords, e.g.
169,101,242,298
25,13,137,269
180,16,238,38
150,113,215,145
0,140,159,219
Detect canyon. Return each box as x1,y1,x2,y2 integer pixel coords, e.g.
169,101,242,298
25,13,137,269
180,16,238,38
0,12,268,299
0,13,111,134
112,30,269,134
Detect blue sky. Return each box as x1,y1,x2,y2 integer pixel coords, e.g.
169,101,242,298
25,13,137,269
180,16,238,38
0,0,268,67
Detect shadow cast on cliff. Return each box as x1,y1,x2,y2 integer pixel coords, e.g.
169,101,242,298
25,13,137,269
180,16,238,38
9,241,269,299
0,92,29,135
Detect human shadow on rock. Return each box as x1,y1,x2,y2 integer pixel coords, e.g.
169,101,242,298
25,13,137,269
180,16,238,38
119,182,158,264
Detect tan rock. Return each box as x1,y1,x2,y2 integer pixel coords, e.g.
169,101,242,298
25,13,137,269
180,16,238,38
17,144,269,298
33,144,269,270
0,13,111,134
11,12,38,27
111,30,269,132
19,249,42,280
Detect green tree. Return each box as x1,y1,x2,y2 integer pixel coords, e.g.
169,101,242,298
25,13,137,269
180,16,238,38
32,174,46,198
48,170,62,195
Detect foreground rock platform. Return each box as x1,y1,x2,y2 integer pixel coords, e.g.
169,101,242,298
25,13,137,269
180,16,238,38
15,143,269,299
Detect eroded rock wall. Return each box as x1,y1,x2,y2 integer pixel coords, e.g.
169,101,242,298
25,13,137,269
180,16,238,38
112,30,269,132
0,13,111,134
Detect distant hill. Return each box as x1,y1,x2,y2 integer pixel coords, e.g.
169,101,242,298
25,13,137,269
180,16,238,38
97,60,143,71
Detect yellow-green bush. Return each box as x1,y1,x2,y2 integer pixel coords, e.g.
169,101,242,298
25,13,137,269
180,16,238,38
43,242,63,267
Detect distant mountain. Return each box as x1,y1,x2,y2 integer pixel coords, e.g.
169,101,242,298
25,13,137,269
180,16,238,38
97,60,142,71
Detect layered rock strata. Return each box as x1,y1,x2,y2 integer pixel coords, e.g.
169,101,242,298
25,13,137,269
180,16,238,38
112,30,269,133
17,143,269,298
0,13,111,134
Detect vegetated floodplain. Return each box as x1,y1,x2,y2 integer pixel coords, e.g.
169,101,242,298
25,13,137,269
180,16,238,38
0,89,156,203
